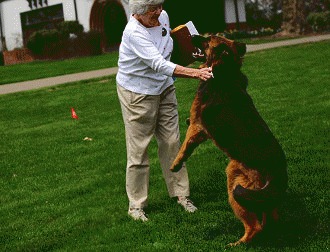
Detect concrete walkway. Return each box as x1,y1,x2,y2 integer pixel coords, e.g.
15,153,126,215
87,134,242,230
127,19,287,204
0,67,119,95
246,33,330,52
1,33,329,95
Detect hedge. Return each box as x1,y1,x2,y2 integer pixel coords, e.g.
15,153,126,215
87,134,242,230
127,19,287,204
307,11,330,32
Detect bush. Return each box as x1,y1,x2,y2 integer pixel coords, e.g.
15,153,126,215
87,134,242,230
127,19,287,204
218,27,276,40
26,21,102,59
56,21,84,39
27,29,61,55
26,21,84,55
0,51,3,66
307,11,330,32
82,30,103,55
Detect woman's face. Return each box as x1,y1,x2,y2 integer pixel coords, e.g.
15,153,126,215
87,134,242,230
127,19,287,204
144,4,163,25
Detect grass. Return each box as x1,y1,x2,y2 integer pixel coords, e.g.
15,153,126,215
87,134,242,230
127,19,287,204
0,51,119,85
0,41,329,251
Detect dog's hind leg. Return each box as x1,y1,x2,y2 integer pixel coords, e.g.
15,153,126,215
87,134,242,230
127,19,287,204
170,125,207,172
228,192,263,246
226,161,263,246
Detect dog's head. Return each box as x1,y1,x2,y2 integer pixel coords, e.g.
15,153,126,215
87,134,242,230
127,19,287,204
192,35,246,69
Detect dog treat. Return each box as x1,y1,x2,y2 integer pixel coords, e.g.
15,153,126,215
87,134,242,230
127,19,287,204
209,68,214,78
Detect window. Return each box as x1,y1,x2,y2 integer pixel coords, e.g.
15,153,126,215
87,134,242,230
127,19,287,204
20,4,64,46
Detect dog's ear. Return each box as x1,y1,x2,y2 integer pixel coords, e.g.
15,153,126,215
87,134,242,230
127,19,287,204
235,42,246,57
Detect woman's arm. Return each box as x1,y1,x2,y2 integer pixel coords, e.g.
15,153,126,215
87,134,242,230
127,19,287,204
173,65,213,81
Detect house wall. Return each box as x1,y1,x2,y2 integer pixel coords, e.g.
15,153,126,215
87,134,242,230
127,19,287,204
224,0,247,30
0,0,94,51
1,0,28,50
0,0,247,51
72,0,94,32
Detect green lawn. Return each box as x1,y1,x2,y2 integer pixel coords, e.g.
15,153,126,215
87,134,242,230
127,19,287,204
0,41,329,251
0,51,119,85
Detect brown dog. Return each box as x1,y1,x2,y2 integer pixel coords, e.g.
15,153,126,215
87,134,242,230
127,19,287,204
170,35,288,246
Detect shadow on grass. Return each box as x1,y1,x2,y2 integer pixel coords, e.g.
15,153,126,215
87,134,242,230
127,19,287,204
259,194,318,250
189,163,318,250
247,191,318,249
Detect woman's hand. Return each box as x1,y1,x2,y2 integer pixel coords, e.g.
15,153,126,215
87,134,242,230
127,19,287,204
196,67,214,81
173,65,214,81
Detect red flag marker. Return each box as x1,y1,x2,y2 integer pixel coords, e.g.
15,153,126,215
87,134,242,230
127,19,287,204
71,107,79,119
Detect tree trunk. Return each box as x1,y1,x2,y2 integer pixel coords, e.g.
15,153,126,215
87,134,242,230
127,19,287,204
281,0,306,35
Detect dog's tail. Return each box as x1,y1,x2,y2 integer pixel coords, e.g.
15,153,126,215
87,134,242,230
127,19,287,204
233,180,286,212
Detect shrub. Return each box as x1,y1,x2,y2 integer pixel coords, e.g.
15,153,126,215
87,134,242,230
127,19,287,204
0,51,3,66
56,21,84,39
307,11,330,32
219,27,276,40
82,30,103,55
27,29,61,55
26,21,102,59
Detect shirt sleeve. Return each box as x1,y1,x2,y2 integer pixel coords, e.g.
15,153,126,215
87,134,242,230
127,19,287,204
128,30,176,76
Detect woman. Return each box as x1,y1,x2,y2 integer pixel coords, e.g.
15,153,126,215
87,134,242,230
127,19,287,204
116,0,213,221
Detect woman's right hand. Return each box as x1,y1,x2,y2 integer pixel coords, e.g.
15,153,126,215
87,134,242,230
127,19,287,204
173,65,214,81
196,67,214,81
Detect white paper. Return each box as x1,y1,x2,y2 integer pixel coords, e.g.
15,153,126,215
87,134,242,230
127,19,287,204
185,21,199,35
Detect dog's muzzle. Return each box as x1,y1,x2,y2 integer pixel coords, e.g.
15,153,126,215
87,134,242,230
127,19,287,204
192,48,205,59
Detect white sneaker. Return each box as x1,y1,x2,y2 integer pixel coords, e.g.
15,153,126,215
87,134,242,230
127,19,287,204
128,208,148,222
177,197,197,213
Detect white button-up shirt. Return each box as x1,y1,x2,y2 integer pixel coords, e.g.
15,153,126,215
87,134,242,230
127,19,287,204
116,11,177,95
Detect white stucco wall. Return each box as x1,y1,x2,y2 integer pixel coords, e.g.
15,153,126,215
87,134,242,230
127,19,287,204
224,0,246,24
75,0,94,31
0,0,95,51
1,0,29,50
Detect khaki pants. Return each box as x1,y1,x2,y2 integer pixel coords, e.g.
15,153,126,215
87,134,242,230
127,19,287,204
117,84,190,209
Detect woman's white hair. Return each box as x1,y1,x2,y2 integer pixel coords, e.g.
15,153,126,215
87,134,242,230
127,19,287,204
129,0,165,15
